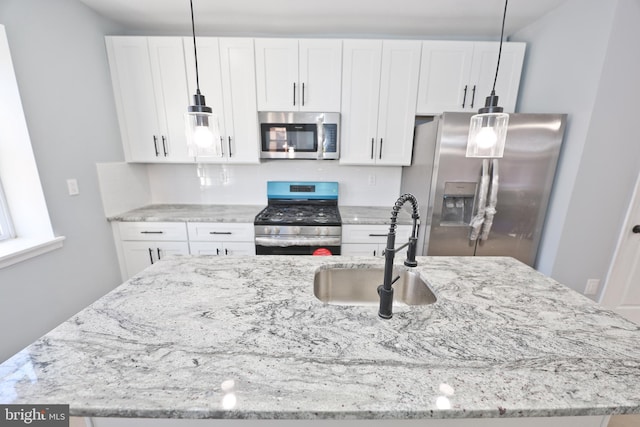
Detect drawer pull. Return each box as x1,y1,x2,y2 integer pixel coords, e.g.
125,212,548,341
148,248,154,264
368,233,387,237
210,231,232,235
157,248,161,260
140,231,164,234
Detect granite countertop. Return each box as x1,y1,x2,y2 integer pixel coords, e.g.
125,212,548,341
107,204,412,225
1,256,639,420
340,206,414,225
106,204,265,223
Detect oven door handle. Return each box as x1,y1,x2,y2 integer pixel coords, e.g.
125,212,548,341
255,236,341,247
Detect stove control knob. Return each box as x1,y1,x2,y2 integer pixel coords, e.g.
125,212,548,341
292,226,301,235
263,227,271,235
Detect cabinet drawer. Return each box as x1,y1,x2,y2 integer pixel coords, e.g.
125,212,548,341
187,222,254,242
342,224,412,244
190,241,256,256
118,222,188,241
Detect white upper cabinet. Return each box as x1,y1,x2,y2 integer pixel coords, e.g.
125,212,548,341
184,37,260,164
106,37,193,163
255,39,342,112
471,42,526,114
340,40,421,166
219,38,260,164
416,41,525,115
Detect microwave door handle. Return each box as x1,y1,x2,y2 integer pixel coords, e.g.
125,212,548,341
317,119,324,158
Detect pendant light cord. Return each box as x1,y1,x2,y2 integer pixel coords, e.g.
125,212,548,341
492,0,508,94
190,0,201,94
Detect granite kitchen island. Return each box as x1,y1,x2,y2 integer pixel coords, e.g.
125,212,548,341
1,255,639,426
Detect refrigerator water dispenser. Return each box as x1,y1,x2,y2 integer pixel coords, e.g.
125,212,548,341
441,182,477,226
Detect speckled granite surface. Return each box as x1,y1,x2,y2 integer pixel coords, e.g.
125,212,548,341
107,204,265,223
108,204,412,225
340,206,414,225
1,256,639,419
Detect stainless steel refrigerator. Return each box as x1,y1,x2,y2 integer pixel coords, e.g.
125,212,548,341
401,112,566,267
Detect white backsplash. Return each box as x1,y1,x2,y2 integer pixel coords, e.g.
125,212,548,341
96,162,152,217
98,161,404,215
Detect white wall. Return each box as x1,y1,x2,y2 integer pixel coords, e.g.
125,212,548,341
0,0,125,362
512,0,640,295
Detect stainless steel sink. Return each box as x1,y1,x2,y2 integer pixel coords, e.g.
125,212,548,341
313,267,436,306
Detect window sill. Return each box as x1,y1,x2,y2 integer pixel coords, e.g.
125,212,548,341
0,236,66,269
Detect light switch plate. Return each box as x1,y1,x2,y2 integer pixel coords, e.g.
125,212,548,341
585,279,600,295
66,178,79,196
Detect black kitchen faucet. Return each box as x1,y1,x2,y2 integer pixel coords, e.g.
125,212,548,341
377,193,420,319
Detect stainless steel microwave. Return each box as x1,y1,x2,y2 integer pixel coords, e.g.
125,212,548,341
259,112,340,160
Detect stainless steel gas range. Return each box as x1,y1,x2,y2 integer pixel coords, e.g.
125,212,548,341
254,181,341,255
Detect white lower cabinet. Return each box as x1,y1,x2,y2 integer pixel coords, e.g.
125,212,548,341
121,241,189,277
342,224,412,257
114,221,255,280
187,222,255,256
115,222,189,279
189,241,255,256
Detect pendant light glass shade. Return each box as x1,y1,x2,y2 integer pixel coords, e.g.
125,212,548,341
185,92,221,158
466,101,509,158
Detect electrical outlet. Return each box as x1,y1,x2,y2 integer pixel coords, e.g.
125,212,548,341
66,178,79,196
584,279,600,295
368,174,376,186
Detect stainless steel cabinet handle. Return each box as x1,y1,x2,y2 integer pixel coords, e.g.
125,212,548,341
293,82,296,106
373,250,376,256
220,136,225,156
470,85,476,108
462,85,468,108
379,138,383,159
161,136,168,156
302,83,305,106
216,248,220,256
141,231,164,234
368,234,387,237
148,248,154,264
157,248,161,260
633,225,640,233
225,248,228,255
228,136,232,157
210,231,232,235
153,136,159,156
370,138,374,159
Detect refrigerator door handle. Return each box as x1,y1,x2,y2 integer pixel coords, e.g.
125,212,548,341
480,159,499,241
469,159,490,241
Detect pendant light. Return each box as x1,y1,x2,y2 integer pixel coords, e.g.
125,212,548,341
466,0,510,159
185,0,221,159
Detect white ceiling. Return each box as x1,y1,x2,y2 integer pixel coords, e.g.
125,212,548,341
78,0,568,38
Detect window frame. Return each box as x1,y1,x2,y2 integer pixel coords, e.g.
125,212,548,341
0,177,14,241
